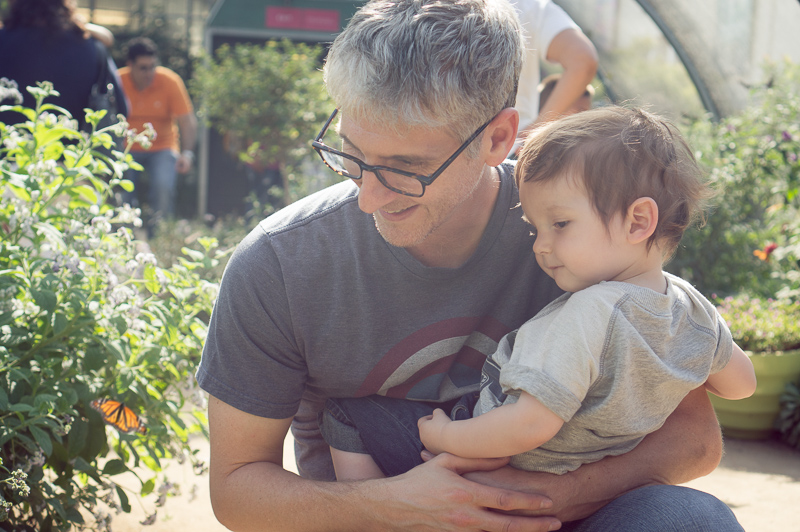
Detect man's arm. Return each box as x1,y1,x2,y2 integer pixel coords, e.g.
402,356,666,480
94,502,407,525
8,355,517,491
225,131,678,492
175,112,197,174
462,387,723,523
208,394,562,532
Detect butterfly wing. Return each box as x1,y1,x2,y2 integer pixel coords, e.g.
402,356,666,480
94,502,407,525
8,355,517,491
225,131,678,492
91,398,147,434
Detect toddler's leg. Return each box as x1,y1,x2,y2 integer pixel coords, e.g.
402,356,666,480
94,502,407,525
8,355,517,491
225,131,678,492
330,448,385,481
320,396,436,477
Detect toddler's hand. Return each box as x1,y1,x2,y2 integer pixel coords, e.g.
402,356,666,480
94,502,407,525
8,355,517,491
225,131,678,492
418,408,452,456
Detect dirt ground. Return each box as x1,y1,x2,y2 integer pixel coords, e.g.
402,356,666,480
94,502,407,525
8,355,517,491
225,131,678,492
106,432,800,532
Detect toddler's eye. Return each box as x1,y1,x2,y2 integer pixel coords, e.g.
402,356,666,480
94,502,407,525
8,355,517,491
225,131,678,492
554,221,569,229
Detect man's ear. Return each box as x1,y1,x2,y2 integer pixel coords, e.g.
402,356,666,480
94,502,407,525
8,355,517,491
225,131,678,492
484,107,519,166
626,197,658,244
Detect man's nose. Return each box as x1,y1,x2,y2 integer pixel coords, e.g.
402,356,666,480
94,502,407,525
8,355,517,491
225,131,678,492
357,171,399,214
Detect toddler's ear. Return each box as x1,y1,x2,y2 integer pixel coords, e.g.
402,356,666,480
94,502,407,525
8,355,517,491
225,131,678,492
626,197,658,244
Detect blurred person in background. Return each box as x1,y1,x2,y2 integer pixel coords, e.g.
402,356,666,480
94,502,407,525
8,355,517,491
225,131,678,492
513,0,598,153
118,36,196,233
0,0,126,130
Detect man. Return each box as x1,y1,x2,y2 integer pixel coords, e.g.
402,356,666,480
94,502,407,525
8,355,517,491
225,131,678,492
118,37,196,228
513,0,598,153
196,1,742,530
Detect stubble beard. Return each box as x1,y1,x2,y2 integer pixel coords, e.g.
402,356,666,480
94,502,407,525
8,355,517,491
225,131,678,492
373,161,487,249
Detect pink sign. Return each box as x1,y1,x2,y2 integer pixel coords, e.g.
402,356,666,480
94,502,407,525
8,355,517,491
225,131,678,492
266,7,340,32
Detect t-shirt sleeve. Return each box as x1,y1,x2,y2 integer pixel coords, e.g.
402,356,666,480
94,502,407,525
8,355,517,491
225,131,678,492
710,311,734,374
196,226,306,419
499,290,611,422
167,70,193,116
520,0,580,63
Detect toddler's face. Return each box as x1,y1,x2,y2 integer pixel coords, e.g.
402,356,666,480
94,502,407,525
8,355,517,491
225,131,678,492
518,173,632,292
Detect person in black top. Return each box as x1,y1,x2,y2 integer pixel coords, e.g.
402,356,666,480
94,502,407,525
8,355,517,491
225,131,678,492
0,0,126,129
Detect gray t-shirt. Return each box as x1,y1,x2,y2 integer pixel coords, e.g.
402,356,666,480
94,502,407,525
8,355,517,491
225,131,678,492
476,274,733,474
196,163,562,480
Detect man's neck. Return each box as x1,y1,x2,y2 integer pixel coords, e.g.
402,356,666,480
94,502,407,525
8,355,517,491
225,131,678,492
408,166,502,268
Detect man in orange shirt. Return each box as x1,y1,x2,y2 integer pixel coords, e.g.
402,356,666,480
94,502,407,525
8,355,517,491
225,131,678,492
119,37,197,230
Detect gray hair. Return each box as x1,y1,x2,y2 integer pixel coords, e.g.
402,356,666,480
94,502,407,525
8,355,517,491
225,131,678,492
324,0,524,143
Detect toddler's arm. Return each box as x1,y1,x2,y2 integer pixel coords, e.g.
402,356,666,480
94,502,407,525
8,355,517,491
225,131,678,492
705,343,757,399
418,391,564,458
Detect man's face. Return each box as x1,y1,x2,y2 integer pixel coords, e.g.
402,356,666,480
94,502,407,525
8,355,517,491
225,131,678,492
337,115,487,250
128,55,157,90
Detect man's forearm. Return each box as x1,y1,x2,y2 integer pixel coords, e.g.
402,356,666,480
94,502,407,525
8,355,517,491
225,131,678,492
177,113,197,153
212,461,380,531
212,455,561,532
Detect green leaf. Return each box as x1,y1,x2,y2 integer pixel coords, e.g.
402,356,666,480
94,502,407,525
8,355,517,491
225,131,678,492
84,346,108,372
116,485,132,513
144,263,162,294
73,456,93,472
0,268,29,283
34,126,74,148
0,325,30,346
68,419,88,457
32,289,58,314
34,393,58,410
0,387,8,410
34,221,65,247
102,459,128,476
51,312,69,336
141,477,156,496
69,184,99,204
30,424,54,456
181,247,206,262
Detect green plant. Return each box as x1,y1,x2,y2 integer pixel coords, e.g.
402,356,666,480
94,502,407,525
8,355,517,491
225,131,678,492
0,81,222,530
147,216,250,281
777,379,800,450
190,39,336,206
670,60,800,298
715,293,800,353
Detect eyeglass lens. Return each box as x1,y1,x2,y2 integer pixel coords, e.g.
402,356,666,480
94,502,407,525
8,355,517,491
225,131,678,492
319,149,425,196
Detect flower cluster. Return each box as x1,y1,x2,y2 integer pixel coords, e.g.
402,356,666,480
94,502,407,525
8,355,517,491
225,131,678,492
716,293,800,352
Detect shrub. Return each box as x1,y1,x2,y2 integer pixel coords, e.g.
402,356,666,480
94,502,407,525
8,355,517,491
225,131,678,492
669,60,800,298
715,293,800,353
0,81,222,530
777,379,800,451
190,40,337,206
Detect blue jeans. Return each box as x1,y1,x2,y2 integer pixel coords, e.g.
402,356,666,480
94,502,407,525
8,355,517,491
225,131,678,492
123,149,177,221
320,395,744,531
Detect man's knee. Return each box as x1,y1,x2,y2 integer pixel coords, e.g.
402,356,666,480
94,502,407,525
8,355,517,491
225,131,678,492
566,485,743,532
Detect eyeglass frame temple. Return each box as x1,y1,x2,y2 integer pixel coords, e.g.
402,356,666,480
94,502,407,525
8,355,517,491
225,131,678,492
314,108,340,142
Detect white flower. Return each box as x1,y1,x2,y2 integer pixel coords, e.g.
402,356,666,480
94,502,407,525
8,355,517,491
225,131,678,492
135,252,157,266
90,216,112,234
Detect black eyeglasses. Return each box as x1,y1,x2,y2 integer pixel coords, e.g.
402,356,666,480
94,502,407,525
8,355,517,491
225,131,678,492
311,109,493,197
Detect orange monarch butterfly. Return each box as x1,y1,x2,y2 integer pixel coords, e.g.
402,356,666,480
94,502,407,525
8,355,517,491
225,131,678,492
90,398,147,434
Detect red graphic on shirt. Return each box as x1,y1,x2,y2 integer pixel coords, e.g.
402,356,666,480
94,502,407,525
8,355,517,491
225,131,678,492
355,316,512,400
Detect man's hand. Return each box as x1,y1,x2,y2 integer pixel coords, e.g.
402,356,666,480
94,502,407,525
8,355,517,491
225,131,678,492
418,408,452,455
175,150,193,174
462,462,600,523
375,453,561,532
